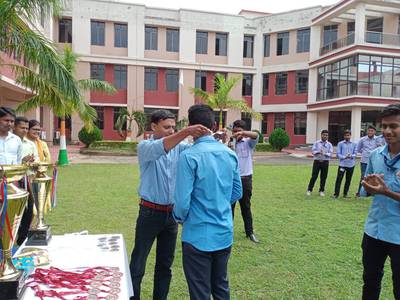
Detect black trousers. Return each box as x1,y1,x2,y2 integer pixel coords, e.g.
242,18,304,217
333,166,355,197
17,179,33,246
232,175,253,236
358,162,368,194
129,205,178,300
182,242,231,300
307,160,329,192
362,233,400,300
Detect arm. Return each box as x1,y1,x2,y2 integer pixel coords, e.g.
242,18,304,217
231,156,243,204
163,125,209,152
173,154,195,223
311,142,320,155
16,141,22,164
356,139,363,154
233,131,259,149
324,143,333,158
351,143,357,159
337,143,345,159
42,141,51,163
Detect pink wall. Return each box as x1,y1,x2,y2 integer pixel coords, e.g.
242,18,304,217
144,68,179,106
262,71,308,105
243,95,252,107
90,64,127,104
102,107,124,140
0,51,24,81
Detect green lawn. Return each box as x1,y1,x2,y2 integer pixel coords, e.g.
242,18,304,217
46,164,395,299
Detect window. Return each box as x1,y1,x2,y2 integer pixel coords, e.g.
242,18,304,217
91,21,105,46
274,113,285,130
275,72,287,95
195,71,207,90
294,112,306,135
113,107,126,130
145,26,158,50
347,22,355,44
261,114,268,134
366,18,383,44
242,74,253,96
213,111,227,128
296,29,310,53
243,35,254,58
262,74,269,96
59,18,72,43
215,33,228,56
166,28,179,52
323,25,337,46
145,68,158,91
263,34,270,57
90,64,105,81
166,69,179,92
92,106,104,129
276,32,289,56
114,23,127,48
114,65,127,89
196,31,208,54
296,70,309,93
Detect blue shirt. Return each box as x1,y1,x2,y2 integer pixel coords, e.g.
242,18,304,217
312,140,333,161
362,145,400,245
357,135,382,164
336,140,357,167
0,132,22,164
173,135,243,251
235,137,258,176
137,137,190,205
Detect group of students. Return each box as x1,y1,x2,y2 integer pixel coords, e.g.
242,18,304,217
306,125,384,199
129,105,260,300
0,106,51,245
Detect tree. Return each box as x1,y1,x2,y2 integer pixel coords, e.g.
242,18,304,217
191,74,261,130
114,108,147,141
269,128,290,151
16,46,116,165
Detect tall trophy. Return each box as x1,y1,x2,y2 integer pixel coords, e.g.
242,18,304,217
0,165,29,300
26,162,52,246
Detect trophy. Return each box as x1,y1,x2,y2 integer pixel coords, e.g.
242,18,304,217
0,165,29,300
26,162,52,246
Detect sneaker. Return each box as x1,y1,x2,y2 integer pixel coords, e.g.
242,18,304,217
319,192,325,197
343,194,350,199
306,191,311,196
355,192,360,198
331,195,338,199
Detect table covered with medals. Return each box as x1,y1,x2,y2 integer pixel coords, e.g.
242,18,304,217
15,233,134,299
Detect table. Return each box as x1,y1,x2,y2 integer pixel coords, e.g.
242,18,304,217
16,233,134,299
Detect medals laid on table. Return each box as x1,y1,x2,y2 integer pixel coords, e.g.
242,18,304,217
26,266,123,299
97,235,121,252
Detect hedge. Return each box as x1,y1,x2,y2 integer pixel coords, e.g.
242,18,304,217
255,143,279,152
88,140,138,154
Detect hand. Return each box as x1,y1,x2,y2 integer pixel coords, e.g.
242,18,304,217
184,125,210,138
362,174,388,195
22,154,34,163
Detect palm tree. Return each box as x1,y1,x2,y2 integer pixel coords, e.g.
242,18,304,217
16,46,116,165
114,108,147,141
191,74,261,130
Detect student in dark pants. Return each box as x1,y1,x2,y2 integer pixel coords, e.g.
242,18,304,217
129,110,208,300
307,130,333,197
332,129,357,199
360,104,400,300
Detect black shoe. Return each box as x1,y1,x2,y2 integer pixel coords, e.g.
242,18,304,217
343,194,350,198
331,195,338,199
247,233,259,243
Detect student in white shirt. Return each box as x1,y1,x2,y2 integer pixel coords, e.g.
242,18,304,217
13,116,39,163
0,107,22,165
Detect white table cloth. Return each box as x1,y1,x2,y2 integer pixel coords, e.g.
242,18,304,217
17,233,133,299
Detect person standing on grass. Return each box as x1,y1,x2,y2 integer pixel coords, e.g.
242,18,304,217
306,130,333,197
174,104,242,300
230,119,259,243
129,109,208,300
0,107,21,165
360,104,400,300
331,129,357,199
356,125,383,197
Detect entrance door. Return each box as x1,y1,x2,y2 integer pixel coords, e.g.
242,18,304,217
328,111,351,145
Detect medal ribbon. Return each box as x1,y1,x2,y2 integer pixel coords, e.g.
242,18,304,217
51,167,58,208
0,176,7,236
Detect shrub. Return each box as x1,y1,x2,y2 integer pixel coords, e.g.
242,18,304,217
89,141,138,154
78,126,103,147
269,128,290,151
255,143,278,152
252,129,264,143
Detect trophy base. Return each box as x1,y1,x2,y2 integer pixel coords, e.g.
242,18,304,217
26,226,52,246
0,272,24,300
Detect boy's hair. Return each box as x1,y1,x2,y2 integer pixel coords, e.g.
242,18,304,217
232,119,246,129
321,129,328,135
380,104,400,120
29,119,41,129
343,129,351,135
368,125,376,131
15,116,29,126
0,107,16,119
150,110,176,124
188,104,214,130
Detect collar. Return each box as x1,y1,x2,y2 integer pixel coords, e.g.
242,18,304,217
380,144,400,159
194,135,214,144
4,132,18,141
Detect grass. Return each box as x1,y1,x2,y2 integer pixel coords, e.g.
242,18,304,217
46,163,395,300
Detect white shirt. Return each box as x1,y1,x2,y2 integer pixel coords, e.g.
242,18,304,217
0,132,22,164
21,137,39,162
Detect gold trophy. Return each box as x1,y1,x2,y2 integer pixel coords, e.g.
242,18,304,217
26,162,52,246
0,165,29,300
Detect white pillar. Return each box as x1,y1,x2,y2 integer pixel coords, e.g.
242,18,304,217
318,111,329,136
351,107,362,142
251,119,261,132
355,3,366,45
310,25,322,61
306,111,318,144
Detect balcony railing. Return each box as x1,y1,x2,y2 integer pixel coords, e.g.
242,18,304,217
320,33,354,56
365,31,400,47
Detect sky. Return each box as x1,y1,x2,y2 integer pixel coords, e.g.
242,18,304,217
128,0,338,14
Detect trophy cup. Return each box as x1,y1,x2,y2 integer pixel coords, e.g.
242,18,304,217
0,165,29,300
26,162,52,246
